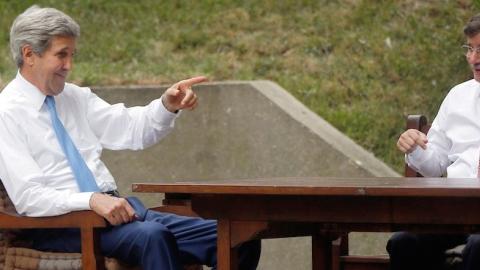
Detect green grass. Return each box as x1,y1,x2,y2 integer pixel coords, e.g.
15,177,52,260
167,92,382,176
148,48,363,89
1,0,478,172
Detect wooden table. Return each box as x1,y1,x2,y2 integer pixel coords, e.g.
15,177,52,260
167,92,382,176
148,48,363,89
132,177,480,270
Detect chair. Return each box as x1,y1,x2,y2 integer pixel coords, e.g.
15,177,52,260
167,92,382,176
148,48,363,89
330,115,428,270
0,180,106,270
332,114,464,270
0,181,203,270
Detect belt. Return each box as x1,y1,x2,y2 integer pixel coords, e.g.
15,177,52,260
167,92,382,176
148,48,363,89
102,190,120,197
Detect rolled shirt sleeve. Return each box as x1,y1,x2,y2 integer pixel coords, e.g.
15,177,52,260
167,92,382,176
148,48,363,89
85,90,178,150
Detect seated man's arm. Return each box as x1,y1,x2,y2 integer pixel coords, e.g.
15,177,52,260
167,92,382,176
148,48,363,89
85,76,205,151
399,110,451,177
404,128,450,177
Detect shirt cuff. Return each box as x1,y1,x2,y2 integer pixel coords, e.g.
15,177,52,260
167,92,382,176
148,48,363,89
406,146,431,170
67,192,94,211
150,97,179,126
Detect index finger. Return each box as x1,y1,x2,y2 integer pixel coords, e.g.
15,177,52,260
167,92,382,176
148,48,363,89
178,76,208,90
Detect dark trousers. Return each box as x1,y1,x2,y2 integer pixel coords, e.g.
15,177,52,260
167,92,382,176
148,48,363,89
25,197,261,270
386,232,480,270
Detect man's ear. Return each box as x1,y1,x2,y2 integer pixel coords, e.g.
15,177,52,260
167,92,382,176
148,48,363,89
21,45,35,67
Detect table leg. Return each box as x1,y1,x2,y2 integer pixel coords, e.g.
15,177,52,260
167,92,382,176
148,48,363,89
312,233,331,270
217,219,238,270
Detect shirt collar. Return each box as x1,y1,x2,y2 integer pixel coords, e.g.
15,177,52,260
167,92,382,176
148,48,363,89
14,71,48,111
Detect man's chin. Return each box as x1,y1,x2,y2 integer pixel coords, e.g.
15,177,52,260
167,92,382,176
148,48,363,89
51,83,66,95
473,69,480,82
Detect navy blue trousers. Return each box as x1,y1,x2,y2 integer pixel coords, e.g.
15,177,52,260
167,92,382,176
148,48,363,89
387,232,480,270
24,197,261,270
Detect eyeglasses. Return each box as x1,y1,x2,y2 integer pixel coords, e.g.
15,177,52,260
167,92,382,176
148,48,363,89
462,45,480,56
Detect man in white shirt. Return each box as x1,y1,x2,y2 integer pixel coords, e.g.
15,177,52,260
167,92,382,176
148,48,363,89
386,14,480,270
0,5,260,270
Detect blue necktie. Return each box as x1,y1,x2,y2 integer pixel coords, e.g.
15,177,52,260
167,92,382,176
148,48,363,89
45,96,100,192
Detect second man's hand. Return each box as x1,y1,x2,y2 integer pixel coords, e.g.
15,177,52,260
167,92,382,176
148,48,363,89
162,76,208,113
397,129,428,154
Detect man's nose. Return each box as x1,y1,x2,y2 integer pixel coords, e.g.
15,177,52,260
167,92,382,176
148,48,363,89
63,57,73,70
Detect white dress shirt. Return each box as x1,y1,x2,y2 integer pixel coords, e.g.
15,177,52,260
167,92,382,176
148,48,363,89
0,73,178,217
407,79,480,178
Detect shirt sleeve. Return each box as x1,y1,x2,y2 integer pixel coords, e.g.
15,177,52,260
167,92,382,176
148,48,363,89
84,88,178,150
0,112,93,217
406,95,451,177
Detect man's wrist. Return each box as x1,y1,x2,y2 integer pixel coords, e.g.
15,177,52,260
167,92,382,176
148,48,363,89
89,192,100,210
161,96,179,113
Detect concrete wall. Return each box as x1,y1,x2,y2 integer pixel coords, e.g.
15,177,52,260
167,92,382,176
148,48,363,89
93,81,399,269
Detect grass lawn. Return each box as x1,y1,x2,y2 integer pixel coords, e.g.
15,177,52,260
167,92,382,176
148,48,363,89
1,0,478,172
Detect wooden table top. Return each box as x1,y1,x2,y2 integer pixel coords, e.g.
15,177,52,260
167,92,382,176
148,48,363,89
132,177,480,197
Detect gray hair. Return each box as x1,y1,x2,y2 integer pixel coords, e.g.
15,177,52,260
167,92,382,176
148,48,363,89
464,14,480,38
9,5,80,68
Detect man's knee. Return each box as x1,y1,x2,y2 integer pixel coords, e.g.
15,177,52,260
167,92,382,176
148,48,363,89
136,222,176,247
464,234,480,254
467,234,480,246
387,232,418,255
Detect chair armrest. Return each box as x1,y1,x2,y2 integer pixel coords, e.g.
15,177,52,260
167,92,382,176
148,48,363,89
405,114,430,177
0,210,106,229
406,115,428,132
